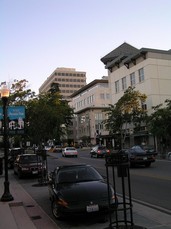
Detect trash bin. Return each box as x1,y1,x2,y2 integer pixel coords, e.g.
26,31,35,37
0,157,3,175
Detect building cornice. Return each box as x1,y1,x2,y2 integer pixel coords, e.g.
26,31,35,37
70,78,108,98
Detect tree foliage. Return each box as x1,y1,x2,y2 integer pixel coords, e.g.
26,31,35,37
1,80,74,147
148,99,171,150
104,87,147,148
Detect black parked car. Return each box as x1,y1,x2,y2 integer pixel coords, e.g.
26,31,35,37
14,154,46,178
8,148,24,169
48,164,118,219
119,145,156,167
90,145,110,158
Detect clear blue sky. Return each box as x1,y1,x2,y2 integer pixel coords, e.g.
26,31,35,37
1,0,171,93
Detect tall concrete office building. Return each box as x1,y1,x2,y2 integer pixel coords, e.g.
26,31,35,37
39,68,86,100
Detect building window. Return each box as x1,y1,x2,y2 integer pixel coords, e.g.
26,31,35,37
106,93,110,99
130,72,135,86
115,80,119,93
138,68,144,82
100,93,105,99
142,102,147,110
121,76,127,90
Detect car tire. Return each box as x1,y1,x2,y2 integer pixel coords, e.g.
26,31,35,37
52,199,62,220
168,153,171,160
145,162,151,167
18,170,23,179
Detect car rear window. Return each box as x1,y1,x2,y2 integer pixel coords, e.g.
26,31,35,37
20,155,38,163
58,166,103,183
98,146,106,150
66,147,76,150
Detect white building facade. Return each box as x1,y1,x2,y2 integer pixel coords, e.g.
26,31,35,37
101,42,171,147
70,78,112,146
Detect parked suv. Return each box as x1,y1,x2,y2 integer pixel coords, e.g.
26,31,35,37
14,154,46,178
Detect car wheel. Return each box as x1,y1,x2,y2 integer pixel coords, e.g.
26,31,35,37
145,162,151,167
52,199,62,219
168,153,171,160
18,170,23,179
129,161,134,168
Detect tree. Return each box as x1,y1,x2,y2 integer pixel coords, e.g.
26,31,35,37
104,87,147,148
9,79,36,105
0,79,74,147
26,84,74,146
148,99,171,157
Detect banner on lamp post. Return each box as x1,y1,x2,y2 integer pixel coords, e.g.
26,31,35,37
0,106,25,135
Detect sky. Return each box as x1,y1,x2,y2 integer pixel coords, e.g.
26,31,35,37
1,0,171,94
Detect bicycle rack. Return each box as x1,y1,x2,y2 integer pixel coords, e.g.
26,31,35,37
105,153,146,229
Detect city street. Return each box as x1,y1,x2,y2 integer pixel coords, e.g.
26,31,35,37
11,148,171,228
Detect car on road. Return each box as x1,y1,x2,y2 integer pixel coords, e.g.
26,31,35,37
119,145,156,167
48,164,118,219
141,145,157,155
62,147,78,157
90,145,110,158
14,154,46,178
168,152,171,160
8,148,25,169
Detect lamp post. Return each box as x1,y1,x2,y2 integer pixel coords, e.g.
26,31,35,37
0,84,14,201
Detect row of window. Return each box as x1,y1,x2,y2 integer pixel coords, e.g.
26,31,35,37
115,68,144,93
75,93,110,109
100,93,110,99
61,90,77,94
54,72,85,77
59,84,83,88
76,95,94,109
55,78,85,82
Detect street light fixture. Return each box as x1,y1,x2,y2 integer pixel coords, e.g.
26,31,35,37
0,84,14,201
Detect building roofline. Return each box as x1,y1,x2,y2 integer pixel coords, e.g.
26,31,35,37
101,43,171,70
123,48,171,65
70,78,108,98
74,106,108,114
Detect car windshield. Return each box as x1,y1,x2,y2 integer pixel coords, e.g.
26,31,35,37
20,155,38,163
57,166,103,183
66,147,76,151
131,146,145,153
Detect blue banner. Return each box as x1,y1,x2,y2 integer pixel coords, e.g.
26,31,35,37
0,106,25,135
0,106,25,120
8,106,25,120
0,108,2,120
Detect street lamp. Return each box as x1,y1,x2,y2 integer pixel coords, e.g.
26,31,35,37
0,84,14,201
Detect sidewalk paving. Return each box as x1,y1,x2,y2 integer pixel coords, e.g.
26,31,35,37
0,172,60,229
0,153,171,228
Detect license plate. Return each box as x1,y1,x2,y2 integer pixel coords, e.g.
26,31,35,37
32,170,38,174
86,204,99,212
143,157,147,160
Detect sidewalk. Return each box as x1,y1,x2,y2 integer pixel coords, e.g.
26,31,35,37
0,172,60,229
0,155,171,229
